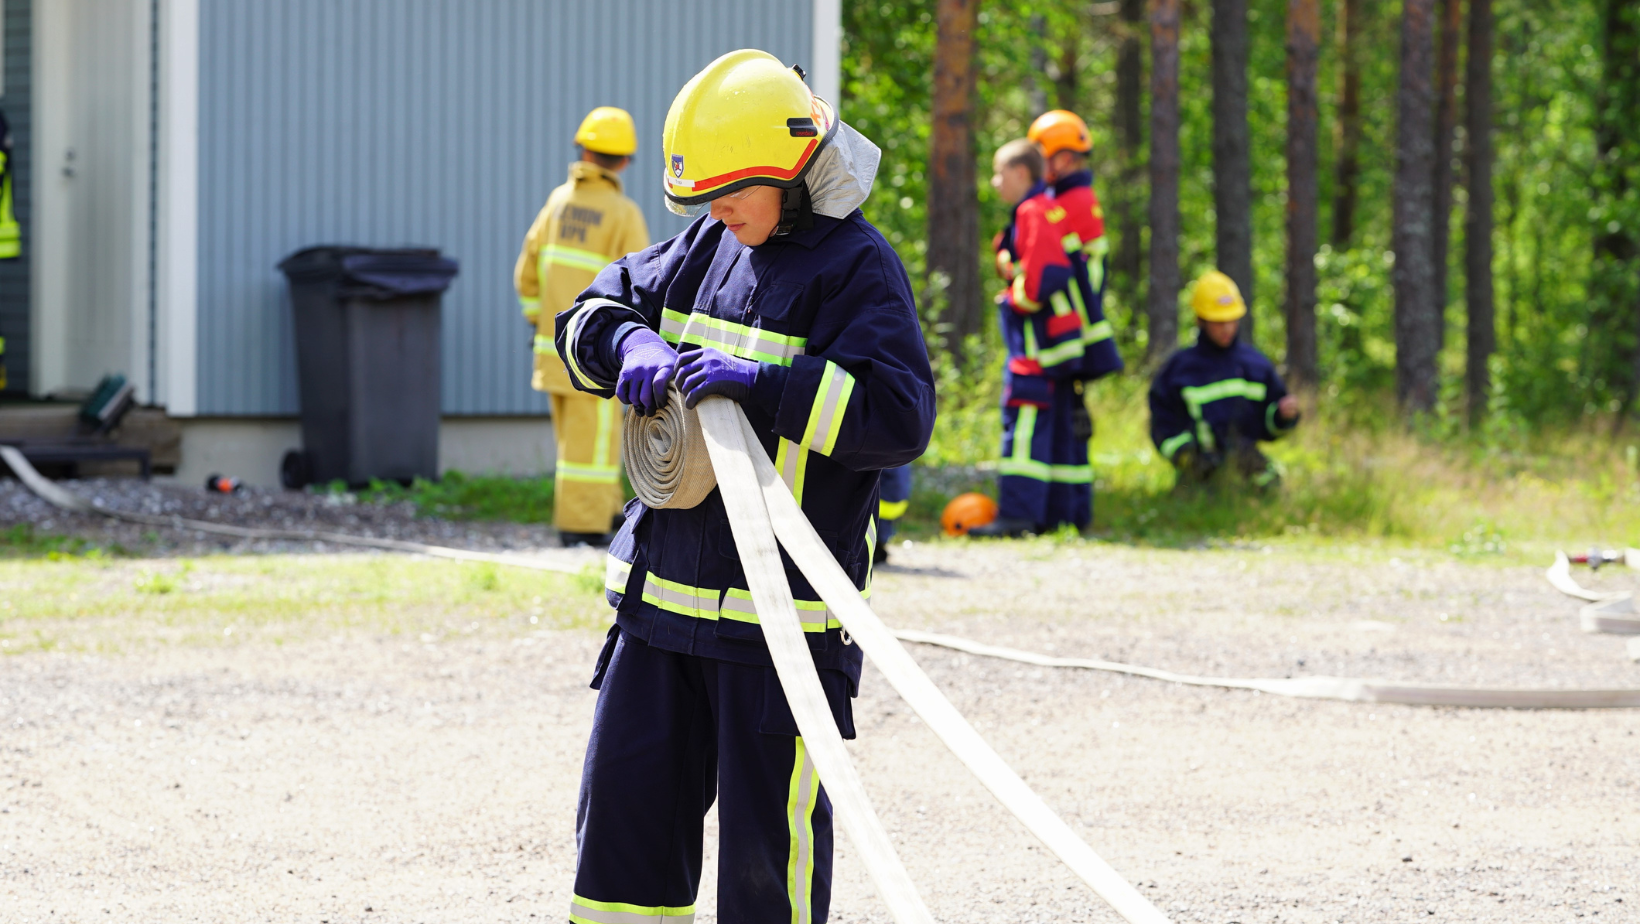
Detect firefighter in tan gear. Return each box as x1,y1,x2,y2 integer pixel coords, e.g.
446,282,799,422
515,107,650,545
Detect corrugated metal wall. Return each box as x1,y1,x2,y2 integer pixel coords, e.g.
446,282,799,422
195,0,813,416
0,0,30,394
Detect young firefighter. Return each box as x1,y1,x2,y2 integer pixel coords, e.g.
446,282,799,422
1149,270,1301,488
971,112,1123,537
554,50,935,924
515,107,650,546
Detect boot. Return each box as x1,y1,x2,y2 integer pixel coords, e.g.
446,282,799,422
966,517,1036,538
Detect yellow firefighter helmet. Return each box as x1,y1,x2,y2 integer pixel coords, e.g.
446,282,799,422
575,107,638,157
662,49,836,216
1190,270,1248,322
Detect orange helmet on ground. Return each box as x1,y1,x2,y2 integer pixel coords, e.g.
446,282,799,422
942,493,999,536
1028,110,1093,158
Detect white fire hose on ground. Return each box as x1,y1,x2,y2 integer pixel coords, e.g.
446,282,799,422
1545,550,1640,659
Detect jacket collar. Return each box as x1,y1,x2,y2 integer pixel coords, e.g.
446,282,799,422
761,211,851,251
1052,169,1093,195
1195,328,1239,354
569,161,623,192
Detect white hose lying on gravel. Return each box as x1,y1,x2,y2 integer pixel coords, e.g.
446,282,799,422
1544,550,1640,636
892,630,1640,708
0,446,589,575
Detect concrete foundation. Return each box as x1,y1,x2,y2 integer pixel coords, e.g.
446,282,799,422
164,417,557,488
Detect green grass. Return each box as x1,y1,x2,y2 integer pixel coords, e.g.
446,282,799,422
899,369,1640,558
347,470,558,523
0,523,130,560
0,552,610,656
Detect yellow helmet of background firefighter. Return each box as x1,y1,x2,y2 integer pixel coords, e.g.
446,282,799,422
1027,109,1093,158
1191,270,1247,322
662,49,837,215
574,107,638,157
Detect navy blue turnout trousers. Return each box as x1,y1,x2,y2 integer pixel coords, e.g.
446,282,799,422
573,628,855,924
997,383,1092,532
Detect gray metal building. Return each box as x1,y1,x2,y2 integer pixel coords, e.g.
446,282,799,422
8,0,838,481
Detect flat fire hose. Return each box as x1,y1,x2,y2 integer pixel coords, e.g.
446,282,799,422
0,445,588,575
631,396,1170,924
1544,549,1640,640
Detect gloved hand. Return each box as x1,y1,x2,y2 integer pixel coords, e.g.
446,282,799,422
615,327,680,416
677,347,759,409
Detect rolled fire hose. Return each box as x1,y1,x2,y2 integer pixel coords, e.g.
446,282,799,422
0,445,588,575
630,395,1170,924
1544,549,1640,639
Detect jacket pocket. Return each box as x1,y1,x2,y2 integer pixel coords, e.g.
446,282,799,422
588,624,621,690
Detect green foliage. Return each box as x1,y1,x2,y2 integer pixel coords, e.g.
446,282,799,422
0,524,121,560
352,470,557,523
843,0,1640,427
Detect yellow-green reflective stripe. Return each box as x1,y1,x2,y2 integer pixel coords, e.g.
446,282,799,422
877,498,909,520
1012,405,1038,466
1023,319,1039,358
1036,336,1085,366
1160,431,1194,459
786,737,820,924
1266,402,1295,437
541,244,611,273
801,362,855,457
1083,320,1114,344
997,459,1094,483
604,555,632,594
570,894,696,924
1181,378,1268,408
556,462,621,484
533,334,557,354
1048,290,1074,317
520,296,540,318
641,575,719,619
562,306,603,390
1067,280,1091,324
1060,231,1083,253
658,308,807,366
721,589,839,632
1083,235,1110,259
775,438,808,504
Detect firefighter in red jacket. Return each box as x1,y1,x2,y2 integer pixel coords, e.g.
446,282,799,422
972,111,1122,537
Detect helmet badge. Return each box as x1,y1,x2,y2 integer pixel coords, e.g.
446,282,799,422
670,154,685,179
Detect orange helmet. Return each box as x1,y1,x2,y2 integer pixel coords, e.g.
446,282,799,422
942,493,999,536
1028,110,1093,158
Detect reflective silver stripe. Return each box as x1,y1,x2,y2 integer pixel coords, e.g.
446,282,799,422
658,308,807,366
569,899,696,924
640,575,719,619
604,555,632,595
786,737,820,924
721,589,838,632
801,362,855,457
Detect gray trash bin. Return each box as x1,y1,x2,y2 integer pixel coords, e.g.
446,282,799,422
277,246,459,488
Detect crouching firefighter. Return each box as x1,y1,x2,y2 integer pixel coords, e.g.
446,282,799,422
1149,270,1301,489
554,50,935,924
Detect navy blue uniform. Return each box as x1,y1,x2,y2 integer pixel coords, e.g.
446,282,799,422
1148,333,1297,483
875,464,912,549
557,208,935,923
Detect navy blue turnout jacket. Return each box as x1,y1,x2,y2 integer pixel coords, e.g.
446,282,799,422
1148,333,1296,462
555,210,935,689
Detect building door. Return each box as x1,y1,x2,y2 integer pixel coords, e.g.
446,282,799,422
32,0,153,400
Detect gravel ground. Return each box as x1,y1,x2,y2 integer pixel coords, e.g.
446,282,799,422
0,478,564,555
2,527,1638,921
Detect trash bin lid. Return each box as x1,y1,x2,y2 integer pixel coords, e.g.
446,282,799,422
278,246,460,299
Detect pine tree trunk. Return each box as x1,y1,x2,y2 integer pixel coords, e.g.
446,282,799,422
1463,0,1495,425
1394,0,1441,414
1212,0,1255,341
1148,0,1183,362
1113,0,1147,337
1595,0,1640,425
1332,0,1365,248
928,0,983,360
1432,0,1463,355
1285,0,1321,390
1029,14,1050,117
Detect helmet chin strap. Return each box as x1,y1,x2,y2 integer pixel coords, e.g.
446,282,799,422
773,183,815,237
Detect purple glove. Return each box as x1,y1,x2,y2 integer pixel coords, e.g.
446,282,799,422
678,347,759,409
615,327,680,416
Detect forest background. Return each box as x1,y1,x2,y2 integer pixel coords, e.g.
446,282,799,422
838,0,1640,551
